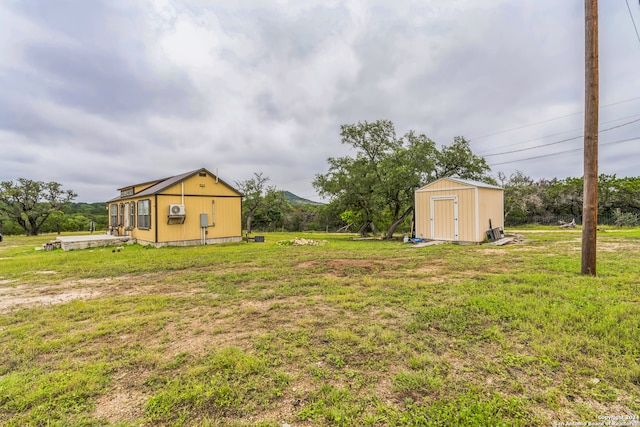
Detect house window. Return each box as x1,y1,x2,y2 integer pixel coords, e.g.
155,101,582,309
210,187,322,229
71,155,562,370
129,202,135,228
119,203,125,226
138,199,151,229
110,204,118,227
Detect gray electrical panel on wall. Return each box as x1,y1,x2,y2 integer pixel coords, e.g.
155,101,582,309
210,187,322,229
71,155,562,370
200,213,208,228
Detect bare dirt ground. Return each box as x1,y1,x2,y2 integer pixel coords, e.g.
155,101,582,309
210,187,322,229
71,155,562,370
0,273,194,313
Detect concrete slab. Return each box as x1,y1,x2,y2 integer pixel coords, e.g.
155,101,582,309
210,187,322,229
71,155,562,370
488,237,515,246
54,235,132,251
410,240,448,248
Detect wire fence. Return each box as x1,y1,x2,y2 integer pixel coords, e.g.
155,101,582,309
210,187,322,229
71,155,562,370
506,214,622,227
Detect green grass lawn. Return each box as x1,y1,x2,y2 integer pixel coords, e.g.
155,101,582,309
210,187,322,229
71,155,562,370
0,229,639,426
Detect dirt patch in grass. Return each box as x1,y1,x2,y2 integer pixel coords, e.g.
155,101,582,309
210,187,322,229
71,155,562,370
478,248,509,255
295,260,316,268
295,258,404,280
0,280,110,312
597,242,640,252
0,274,196,313
0,288,99,312
92,368,150,423
297,258,399,269
414,265,442,274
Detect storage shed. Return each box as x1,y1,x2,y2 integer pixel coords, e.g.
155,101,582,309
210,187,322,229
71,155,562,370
414,177,504,243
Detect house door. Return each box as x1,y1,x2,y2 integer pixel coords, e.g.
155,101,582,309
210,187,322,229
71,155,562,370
124,203,129,228
430,196,458,241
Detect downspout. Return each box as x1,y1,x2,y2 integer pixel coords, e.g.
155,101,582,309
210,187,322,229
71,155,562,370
154,194,158,243
181,183,184,205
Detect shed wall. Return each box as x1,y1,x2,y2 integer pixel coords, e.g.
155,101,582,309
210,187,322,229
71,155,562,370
477,187,504,233
416,186,477,241
415,178,504,243
414,191,430,239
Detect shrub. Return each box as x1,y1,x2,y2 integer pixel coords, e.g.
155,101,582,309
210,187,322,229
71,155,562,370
613,209,639,228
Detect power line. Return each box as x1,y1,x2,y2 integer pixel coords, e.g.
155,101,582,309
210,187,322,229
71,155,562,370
476,112,640,154
626,0,640,46
470,96,640,140
487,136,639,167
482,116,640,157
483,135,581,157
470,111,582,140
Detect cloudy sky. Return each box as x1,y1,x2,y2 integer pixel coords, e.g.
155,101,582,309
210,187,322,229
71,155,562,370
2,0,640,202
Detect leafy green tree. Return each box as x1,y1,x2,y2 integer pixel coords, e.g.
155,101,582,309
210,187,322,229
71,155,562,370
602,175,640,218
235,173,272,234
498,171,543,223
377,131,438,239
435,136,492,181
317,203,349,232
283,205,320,232
0,178,77,236
546,177,584,219
313,120,491,238
252,188,292,231
314,120,396,236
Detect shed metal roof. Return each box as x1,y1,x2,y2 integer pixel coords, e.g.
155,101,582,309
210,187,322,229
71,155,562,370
416,176,503,192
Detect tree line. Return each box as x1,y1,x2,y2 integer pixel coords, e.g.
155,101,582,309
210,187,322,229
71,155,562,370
2,120,639,236
0,178,107,236
500,171,640,227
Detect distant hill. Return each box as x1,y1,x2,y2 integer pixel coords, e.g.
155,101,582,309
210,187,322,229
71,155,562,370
283,191,324,207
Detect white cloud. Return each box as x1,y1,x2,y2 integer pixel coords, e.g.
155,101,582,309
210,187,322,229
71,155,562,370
1,0,640,202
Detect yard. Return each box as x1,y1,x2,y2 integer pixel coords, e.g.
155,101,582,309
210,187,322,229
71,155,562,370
0,230,639,426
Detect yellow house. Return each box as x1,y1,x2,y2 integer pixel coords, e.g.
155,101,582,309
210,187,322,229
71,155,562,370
414,177,504,243
106,168,242,247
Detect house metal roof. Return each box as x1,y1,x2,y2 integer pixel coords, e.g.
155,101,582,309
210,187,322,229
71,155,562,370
106,168,241,203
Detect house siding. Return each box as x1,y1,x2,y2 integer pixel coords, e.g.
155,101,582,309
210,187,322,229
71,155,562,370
107,169,242,246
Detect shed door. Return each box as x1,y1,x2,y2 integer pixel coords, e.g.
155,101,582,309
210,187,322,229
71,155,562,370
430,196,458,241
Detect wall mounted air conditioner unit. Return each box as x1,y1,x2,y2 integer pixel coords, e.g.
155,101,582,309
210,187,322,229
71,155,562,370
169,204,186,216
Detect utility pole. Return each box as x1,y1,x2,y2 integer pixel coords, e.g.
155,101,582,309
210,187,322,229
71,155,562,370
582,0,598,275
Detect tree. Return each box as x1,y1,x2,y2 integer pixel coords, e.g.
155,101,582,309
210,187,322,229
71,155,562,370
600,175,640,219
252,188,292,231
498,171,543,222
546,177,584,219
377,131,437,238
0,178,77,236
435,136,492,181
313,120,401,237
313,120,492,238
235,172,270,234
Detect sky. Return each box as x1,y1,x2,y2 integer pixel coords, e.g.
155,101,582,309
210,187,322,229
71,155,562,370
2,0,640,203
